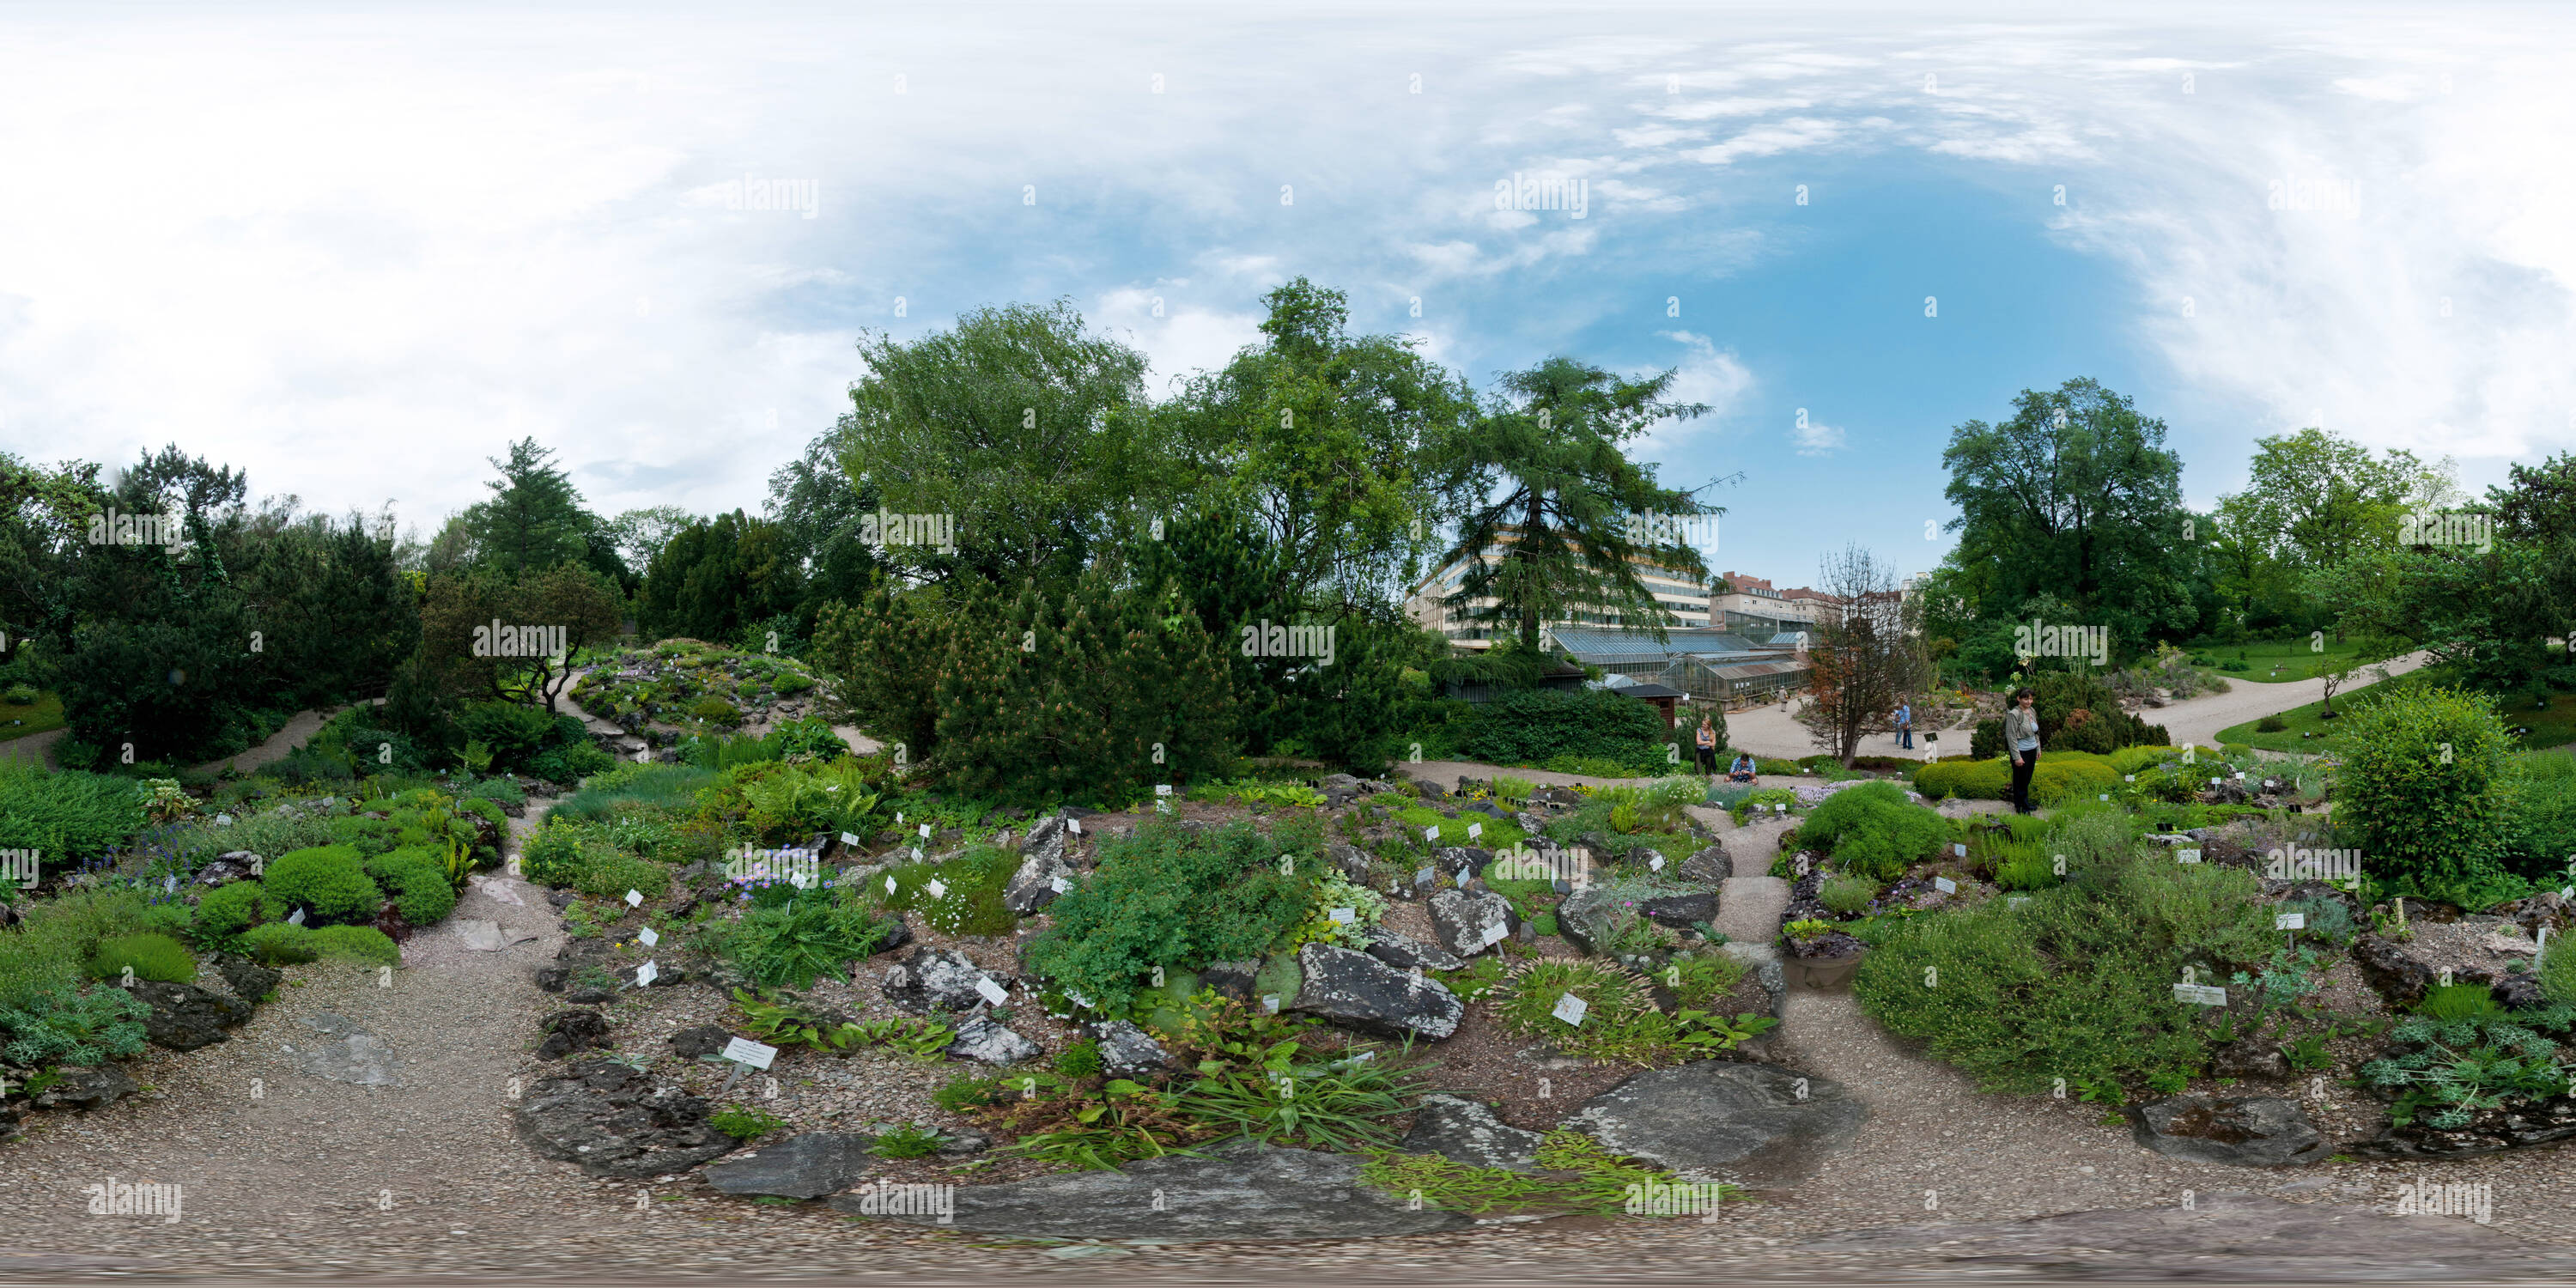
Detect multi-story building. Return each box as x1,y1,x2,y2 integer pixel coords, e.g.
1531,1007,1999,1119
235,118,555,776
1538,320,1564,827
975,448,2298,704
1709,570,1832,635
1406,537,1714,652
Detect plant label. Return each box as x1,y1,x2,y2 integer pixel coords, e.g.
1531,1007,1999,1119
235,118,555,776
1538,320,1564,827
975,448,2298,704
1467,823,1482,840
1049,876,1071,894
1068,818,1081,835
163,875,177,893
2209,777,2221,786
885,875,897,894
2172,983,2227,1006
1155,784,1170,796
2275,912,2306,931
721,1037,778,1070
635,960,659,987
287,907,307,926
624,889,644,908
639,927,659,947
2176,848,2202,865
1953,843,1967,859
975,977,1010,1006
896,811,903,824
919,823,933,839
1774,803,1787,813
927,878,948,899
1261,994,1280,1014
1328,907,1356,925
1934,876,1958,894
2125,775,2135,781
1426,825,1440,841
840,832,860,847
1481,922,1510,948
910,847,923,861
1552,993,1589,1026
1649,855,1665,872
215,813,234,826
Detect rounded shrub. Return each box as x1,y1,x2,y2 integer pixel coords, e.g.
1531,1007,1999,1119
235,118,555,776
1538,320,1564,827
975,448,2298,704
192,879,274,947
363,848,459,925
1796,781,1955,881
242,921,319,965
89,932,198,983
2335,685,2513,904
263,845,385,925
2256,714,2288,733
311,925,400,965
519,824,586,887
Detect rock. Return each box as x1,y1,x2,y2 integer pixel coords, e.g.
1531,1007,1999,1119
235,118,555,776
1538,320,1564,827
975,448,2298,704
2494,971,2549,1010
514,1057,740,1178
880,947,1005,1015
1291,943,1464,1041
564,987,617,1005
533,963,569,993
1533,786,1583,807
1467,800,1511,821
1678,842,1733,884
870,913,914,956
2354,933,2437,1008
670,1024,732,1058
1202,958,1260,1004
212,953,281,1005
1561,1060,1865,1186
195,854,259,887
292,1012,405,1087
31,1066,138,1111
703,1131,880,1199
1428,888,1517,957
536,1009,614,1061
1359,926,1463,975
1320,773,1362,792
1641,890,1720,928
1325,844,1374,884
1085,1020,1170,1078
937,1126,993,1157
2357,1091,2576,1157
1001,845,1074,916
2133,1094,2329,1166
945,1016,1042,1066
1432,847,1492,879
547,890,578,909
454,919,509,951
1401,1093,1543,1170
829,1141,1469,1239
123,981,253,1051
2211,1039,2292,1081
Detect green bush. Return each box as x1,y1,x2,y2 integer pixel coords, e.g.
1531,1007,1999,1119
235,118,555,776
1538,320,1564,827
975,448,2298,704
1912,754,2120,805
242,921,319,965
311,924,400,964
2544,940,2576,1006
0,761,147,865
2500,751,2576,881
263,845,385,926
456,701,556,768
0,888,152,1013
1025,817,1313,1012
573,844,668,903
878,844,1019,937
1795,782,1954,882
1856,850,2275,1095
1463,689,1668,774
2256,715,2288,733
1819,875,1880,915
707,890,898,989
88,932,198,983
528,739,617,785
363,848,459,925
2336,686,2516,905
191,879,275,949
0,983,150,1066
518,824,591,886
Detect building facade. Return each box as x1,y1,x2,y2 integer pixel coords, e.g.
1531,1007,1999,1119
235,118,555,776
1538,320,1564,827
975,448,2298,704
1406,541,1715,651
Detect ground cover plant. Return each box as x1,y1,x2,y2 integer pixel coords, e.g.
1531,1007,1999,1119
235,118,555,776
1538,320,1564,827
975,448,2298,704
1024,817,1316,1012
1791,781,1954,881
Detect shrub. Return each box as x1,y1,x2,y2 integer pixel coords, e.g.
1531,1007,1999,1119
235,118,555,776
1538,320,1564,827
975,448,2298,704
2500,751,2576,881
0,761,147,865
3,683,34,705
1819,875,1880,916
191,879,275,949
1856,850,2274,1095
0,984,150,1066
88,933,198,983
573,845,667,903
263,845,385,926
2336,686,2515,905
708,891,898,989
364,848,459,925
1464,689,1668,774
242,921,319,965
1795,782,1954,882
2545,939,2576,1006
311,924,400,964
2256,715,2288,733
527,739,617,786
1491,958,1773,1066
519,825,589,886
456,701,557,768
1024,817,1313,1012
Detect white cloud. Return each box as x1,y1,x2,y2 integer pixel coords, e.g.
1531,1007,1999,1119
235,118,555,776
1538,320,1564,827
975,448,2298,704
1793,417,1846,456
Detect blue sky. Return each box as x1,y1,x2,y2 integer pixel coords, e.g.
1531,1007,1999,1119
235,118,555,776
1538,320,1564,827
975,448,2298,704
3,2,2570,591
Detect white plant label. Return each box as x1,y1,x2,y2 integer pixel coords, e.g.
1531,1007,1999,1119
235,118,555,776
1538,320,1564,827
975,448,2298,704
1467,823,1483,840
635,960,659,987
2275,912,2306,931
287,908,307,926
926,878,948,899
1483,922,1510,948
1068,818,1081,835
1155,784,1170,796
1934,876,1958,894
840,831,860,847
1426,826,1440,841
919,823,933,839
910,847,922,861
1953,843,1968,859
886,875,897,894
624,889,644,908
1649,855,1665,872
1049,876,1071,894
975,977,1010,1006
1261,994,1280,1014
1328,907,1356,925
1552,993,1589,1026
721,1037,778,1070
2172,983,2227,1006
2176,849,2202,865
639,927,660,947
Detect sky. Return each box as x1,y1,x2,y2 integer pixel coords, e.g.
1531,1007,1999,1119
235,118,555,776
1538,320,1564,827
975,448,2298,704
3,1,2572,590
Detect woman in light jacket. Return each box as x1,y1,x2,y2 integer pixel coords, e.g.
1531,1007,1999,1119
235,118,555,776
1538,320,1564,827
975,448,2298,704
2002,687,2042,814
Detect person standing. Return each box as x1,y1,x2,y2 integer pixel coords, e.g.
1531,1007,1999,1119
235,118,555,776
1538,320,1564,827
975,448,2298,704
1894,700,1913,750
2003,687,2042,814
1694,715,1718,777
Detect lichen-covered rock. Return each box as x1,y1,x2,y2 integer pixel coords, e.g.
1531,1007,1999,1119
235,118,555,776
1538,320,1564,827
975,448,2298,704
1291,943,1463,1041
880,947,1005,1014
1086,1020,1170,1078
2353,934,2437,1008
1428,888,1517,957
1561,1060,1863,1186
514,1057,739,1178
945,1016,1042,1066
124,981,253,1051
1360,925,1463,974
1000,844,1073,915
2132,1094,2328,1167
1402,1093,1543,1170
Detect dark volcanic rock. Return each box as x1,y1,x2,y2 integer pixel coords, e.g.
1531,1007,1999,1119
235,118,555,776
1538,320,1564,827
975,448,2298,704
514,1057,740,1178
1085,1020,1170,1079
1291,943,1463,1041
124,981,254,1051
1202,959,1261,1003
669,1024,732,1058
2133,1094,2329,1166
2354,933,2437,1008
1677,842,1733,884
829,1141,1470,1239
1359,925,1463,975
2210,1039,2291,1081
1561,1060,1864,1186
213,953,282,1005
703,1131,879,1198
535,1008,613,1061
32,1065,138,1111
1641,890,1720,928
880,947,1005,1015
1428,888,1518,957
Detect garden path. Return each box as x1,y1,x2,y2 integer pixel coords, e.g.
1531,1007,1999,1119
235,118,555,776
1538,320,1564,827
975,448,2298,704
0,725,64,769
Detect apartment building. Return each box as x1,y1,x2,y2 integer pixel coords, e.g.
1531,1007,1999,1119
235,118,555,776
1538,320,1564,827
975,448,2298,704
1406,539,1714,652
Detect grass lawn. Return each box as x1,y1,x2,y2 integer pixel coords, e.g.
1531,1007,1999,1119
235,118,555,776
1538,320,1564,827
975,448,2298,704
2220,683,2576,753
0,690,65,742
2187,636,2378,684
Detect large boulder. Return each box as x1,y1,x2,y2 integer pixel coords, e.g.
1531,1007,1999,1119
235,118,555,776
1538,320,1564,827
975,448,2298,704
1360,925,1463,975
880,947,1005,1015
1291,943,1464,1041
703,1131,880,1198
2354,934,2437,1008
1000,843,1074,916
1202,958,1260,1004
31,1065,138,1112
1086,1020,1170,1078
194,853,260,888
1429,888,1518,958
829,1141,1470,1239
1432,847,1492,881
1326,844,1375,884
1677,842,1734,884
123,981,253,1051
945,1016,1042,1066
669,1024,732,1058
1640,890,1720,928
2132,1094,2330,1167
1561,1060,1864,1186
1402,1093,1543,1170
514,1057,740,1178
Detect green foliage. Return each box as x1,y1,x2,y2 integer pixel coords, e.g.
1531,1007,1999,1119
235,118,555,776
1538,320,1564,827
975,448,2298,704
364,848,459,925
1795,781,1955,882
1820,875,1881,916
311,924,399,964
711,1105,788,1139
1492,959,1774,1066
1855,849,2275,1095
88,933,197,983
241,921,319,965
710,894,896,990
1054,1039,1106,1079
2336,685,2515,903
191,879,274,950
1363,1129,1733,1218
2500,750,2576,879
2417,984,2503,1021
0,983,150,1067
1024,818,1314,1011
1171,1040,1426,1151
1727,787,1800,823
262,845,385,926
547,763,719,828
2257,715,2288,732
0,761,147,864
2362,1017,2570,1129
1290,872,1388,950
874,843,1018,938
1914,753,2123,805
872,1123,946,1159
1461,688,1668,775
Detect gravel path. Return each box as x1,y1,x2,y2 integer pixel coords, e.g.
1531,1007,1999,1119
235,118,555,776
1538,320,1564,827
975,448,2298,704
0,725,65,768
